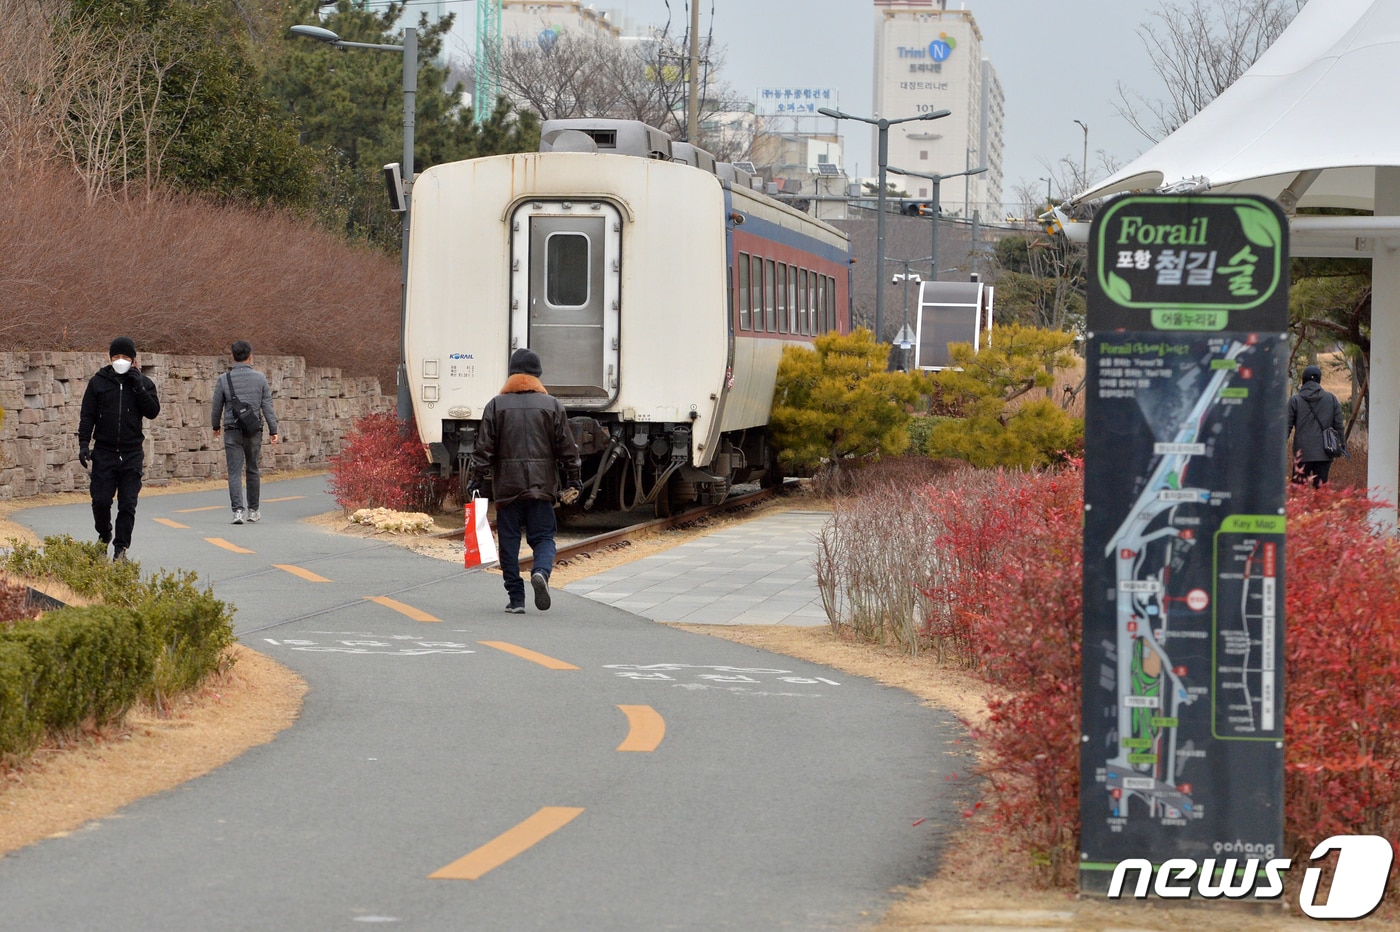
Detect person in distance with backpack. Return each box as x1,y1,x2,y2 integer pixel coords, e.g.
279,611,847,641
1286,363,1344,487
77,336,161,563
211,340,279,524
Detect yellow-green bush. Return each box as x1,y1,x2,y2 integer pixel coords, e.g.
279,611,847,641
921,324,1083,468
770,329,925,473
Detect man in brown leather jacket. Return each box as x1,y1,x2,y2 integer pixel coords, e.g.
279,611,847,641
468,348,582,613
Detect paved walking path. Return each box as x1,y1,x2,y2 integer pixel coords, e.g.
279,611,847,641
1,480,969,931
564,510,831,626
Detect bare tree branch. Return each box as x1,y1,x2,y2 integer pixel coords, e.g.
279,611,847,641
1114,0,1304,143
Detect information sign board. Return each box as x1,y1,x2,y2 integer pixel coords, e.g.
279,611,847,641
1080,194,1289,894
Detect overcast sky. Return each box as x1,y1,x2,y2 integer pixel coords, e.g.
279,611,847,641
600,1,1171,205
440,1,1176,211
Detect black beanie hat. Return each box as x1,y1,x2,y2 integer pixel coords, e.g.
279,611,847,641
1302,364,1322,383
509,348,543,377
109,336,136,359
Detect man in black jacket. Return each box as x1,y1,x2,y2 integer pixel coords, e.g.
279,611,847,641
468,348,581,613
77,337,161,562
1287,364,1344,487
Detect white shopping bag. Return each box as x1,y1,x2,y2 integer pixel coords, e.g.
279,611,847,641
464,496,498,568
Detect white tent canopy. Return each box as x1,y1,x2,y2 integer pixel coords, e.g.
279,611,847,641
1064,0,1400,526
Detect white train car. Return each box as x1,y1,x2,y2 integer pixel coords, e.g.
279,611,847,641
404,120,852,514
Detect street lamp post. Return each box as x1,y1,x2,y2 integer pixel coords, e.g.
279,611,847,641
291,23,418,423
1073,119,1088,181
888,164,987,282
1039,176,1053,209
818,105,949,344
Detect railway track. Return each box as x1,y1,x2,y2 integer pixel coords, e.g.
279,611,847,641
435,484,789,571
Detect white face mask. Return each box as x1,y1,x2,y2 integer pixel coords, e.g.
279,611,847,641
111,359,132,375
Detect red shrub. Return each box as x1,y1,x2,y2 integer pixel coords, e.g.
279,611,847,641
1284,482,1400,854
0,579,39,628
915,466,1400,886
328,412,447,513
923,467,1084,884
917,469,1038,663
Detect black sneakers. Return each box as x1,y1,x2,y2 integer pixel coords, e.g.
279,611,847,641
112,547,128,563
531,570,551,611
504,604,525,615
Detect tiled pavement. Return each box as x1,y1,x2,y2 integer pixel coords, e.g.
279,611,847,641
563,510,832,626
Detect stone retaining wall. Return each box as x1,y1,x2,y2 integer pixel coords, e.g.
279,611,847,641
0,352,391,500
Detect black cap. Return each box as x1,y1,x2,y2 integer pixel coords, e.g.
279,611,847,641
1302,365,1322,383
109,336,136,359
509,348,543,377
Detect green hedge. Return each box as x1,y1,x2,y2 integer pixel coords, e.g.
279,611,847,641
5,605,155,734
0,640,40,756
1,536,235,758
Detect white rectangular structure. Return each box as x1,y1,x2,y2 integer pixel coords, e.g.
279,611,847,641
913,279,990,369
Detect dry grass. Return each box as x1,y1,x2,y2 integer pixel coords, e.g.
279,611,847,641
0,171,399,387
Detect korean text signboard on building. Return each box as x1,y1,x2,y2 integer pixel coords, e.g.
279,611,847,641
755,86,835,115
1080,194,1289,894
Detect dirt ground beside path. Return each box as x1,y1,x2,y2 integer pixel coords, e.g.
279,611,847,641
0,487,1392,928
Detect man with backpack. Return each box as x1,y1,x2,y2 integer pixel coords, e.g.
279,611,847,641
1286,363,1345,487
211,340,279,524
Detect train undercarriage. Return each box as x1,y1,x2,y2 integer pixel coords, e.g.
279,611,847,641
429,417,782,517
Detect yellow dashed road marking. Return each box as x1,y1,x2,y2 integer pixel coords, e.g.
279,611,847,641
205,538,255,554
274,564,332,583
478,641,579,670
615,705,666,752
429,807,585,880
365,595,440,623
176,505,226,513
153,518,189,529
262,496,305,503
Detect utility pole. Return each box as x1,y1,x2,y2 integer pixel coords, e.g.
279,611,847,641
686,0,700,142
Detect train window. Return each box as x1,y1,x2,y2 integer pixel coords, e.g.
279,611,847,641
815,276,827,333
826,276,836,332
776,264,788,334
765,259,776,332
798,271,809,335
545,232,590,307
751,254,763,332
787,270,797,334
738,252,751,331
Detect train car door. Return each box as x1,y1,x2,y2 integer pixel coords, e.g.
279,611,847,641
509,202,622,405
